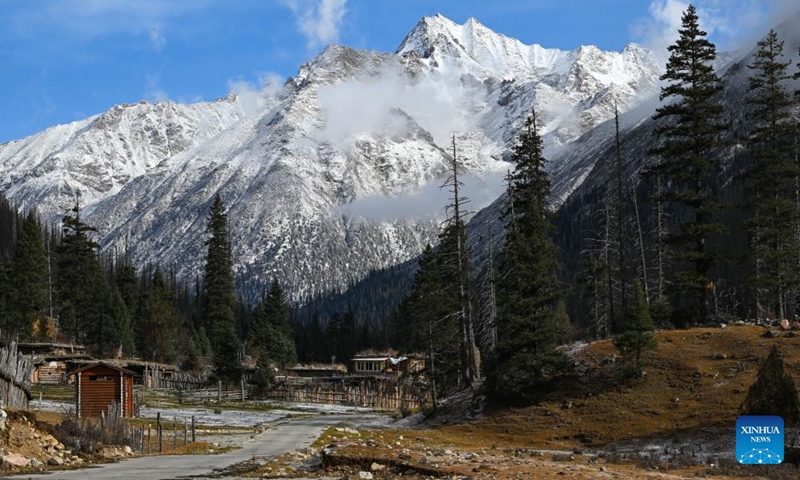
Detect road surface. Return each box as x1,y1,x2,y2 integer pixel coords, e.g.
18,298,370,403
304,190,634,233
22,414,355,479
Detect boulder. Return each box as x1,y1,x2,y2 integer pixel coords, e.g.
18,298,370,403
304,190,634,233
48,456,64,466
354,472,373,480
370,462,385,471
3,453,29,468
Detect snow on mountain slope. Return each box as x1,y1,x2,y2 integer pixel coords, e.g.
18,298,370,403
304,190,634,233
0,15,667,300
0,96,261,215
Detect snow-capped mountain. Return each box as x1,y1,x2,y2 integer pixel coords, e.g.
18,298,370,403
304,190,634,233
0,15,666,300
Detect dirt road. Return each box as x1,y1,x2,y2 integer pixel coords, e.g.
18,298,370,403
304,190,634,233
22,414,354,479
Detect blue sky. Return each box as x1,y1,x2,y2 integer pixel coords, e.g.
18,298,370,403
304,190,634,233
0,0,793,143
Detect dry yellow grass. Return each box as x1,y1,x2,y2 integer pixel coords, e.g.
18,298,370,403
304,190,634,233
315,326,799,479
441,326,798,450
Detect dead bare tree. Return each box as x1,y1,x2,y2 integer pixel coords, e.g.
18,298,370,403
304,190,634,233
441,136,480,385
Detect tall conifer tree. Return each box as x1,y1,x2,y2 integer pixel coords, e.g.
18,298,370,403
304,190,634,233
203,194,242,383
489,109,564,401
399,244,459,405
249,279,297,369
614,281,657,373
745,30,797,319
12,210,49,339
56,197,108,353
139,268,183,363
649,4,727,324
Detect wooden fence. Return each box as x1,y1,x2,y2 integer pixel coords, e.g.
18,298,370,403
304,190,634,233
183,380,248,402
143,367,208,390
0,341,34,409
266,377,430,410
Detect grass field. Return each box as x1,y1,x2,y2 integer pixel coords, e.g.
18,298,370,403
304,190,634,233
308,325,800,479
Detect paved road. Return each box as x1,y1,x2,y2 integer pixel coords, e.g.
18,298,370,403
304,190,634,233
22,414,354,480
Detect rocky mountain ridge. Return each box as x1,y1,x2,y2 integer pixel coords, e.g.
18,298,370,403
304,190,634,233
0,15,667,300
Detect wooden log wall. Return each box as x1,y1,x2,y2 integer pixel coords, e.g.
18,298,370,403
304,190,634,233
0,341,34,409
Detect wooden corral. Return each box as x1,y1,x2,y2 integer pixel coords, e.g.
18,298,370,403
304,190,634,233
75,363,135,418
267,376,430,410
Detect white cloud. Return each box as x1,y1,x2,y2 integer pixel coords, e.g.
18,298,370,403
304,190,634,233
149,27,166,52
145,73,169,103
635,0,800,53
226,72,286,117
635,0,688,54
3,0,215,47
279,0,348,49
338,171,507,222
316,64,483,149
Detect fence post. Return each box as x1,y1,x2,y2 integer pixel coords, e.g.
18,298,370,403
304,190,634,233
173,416,177,449
147,427,151,454
217,380,222,403
184,418,188,446
191,415,196,443
157,412,162,453
241,378,245,401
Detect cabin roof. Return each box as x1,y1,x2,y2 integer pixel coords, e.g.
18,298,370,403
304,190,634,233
73,362,137,376
352,356,409,364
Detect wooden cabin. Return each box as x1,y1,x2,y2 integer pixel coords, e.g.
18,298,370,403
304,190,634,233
74,363,135,418
351,352,426,377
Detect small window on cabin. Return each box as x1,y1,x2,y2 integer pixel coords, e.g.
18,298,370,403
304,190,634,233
89,375,115,381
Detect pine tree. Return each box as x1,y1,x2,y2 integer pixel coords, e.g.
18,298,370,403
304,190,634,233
489,109,565,401
109,289,136,358
649,4,728,324
327,307,356,365
0,261,10,334
11,210,49,339
115,246,140,342
139,269,183,363
56,197,109,353
741,345,800,426
202,194,242,383
398,245,460,404
251,355,276,396
249,279,297,369
745,30,797,319
614,281,657,373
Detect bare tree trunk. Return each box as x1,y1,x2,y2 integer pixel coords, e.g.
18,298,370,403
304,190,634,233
614,107,628,329
632,183,649,304
656,173,666,302
603,195,613,338
479,228,498,352
451,137,479,384
428,322,437,409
